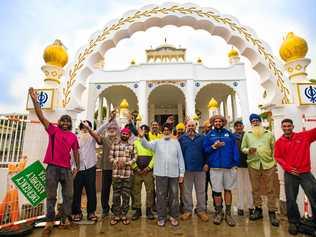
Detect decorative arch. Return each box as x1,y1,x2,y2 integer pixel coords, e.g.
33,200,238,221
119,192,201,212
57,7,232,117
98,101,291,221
63,2,291,111
147,84,186,124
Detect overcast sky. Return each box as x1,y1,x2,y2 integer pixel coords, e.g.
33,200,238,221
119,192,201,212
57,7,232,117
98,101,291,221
0,0,315,114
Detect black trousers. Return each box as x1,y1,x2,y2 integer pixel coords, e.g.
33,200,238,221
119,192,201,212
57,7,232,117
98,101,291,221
284,172,316,223
72,166,97,215
101,169,112,214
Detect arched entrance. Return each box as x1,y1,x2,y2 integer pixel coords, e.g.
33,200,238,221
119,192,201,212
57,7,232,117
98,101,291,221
87,85,138,124
63,3,291,112
195,83,247,126
148,84,185,125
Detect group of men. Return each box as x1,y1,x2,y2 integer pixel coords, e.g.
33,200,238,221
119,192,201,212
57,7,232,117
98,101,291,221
28,87,316,236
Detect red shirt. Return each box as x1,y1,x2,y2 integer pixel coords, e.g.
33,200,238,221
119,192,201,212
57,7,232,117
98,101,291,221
43,124,79,169
274,128,316,174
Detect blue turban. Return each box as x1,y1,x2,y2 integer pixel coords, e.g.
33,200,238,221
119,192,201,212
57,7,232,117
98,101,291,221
249,113,262,122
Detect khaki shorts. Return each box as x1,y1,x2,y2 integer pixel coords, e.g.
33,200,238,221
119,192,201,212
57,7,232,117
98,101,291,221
210,168,237,192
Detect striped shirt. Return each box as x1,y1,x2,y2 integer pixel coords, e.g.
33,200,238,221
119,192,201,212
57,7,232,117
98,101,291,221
109,140,137,178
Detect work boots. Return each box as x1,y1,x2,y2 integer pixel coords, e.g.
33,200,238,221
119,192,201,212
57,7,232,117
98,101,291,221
132,208,142,221
249,207,263,221
268,211,280,227
146,208,155,220
213,206,224,225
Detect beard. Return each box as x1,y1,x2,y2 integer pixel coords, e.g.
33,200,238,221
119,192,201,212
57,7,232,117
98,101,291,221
79,132,90,146
252,126,265,138
121,136,129,142
163,135,171,140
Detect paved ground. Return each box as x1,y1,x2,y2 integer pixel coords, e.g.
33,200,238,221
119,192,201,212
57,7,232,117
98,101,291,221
29,213,300,237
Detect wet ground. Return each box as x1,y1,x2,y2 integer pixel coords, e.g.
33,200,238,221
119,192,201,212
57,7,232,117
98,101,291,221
28,212,302,237
28,186,302,236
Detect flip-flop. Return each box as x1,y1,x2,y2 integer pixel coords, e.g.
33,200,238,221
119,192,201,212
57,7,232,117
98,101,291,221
121,217,130,225
72,213,83,222
87,214,98,222
110,217,120,225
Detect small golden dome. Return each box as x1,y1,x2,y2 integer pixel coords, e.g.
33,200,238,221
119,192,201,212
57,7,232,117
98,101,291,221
228,47,239,58
136,114,142,121
192,114,199,121
208,97,218,109
279,32,308,62
130,59,136,65
120,99,129,109
197,57,203,64
43,40,68,67
176,122,185,130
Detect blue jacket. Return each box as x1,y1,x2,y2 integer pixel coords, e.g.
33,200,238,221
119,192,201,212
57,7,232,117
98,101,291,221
179,133,206,171
203,128,240,169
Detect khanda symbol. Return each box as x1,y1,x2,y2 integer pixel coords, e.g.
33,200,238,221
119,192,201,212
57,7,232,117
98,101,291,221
37,91,48,107
304,85,316,103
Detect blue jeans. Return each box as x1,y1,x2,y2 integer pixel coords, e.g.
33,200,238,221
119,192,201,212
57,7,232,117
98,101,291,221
284,172,316,223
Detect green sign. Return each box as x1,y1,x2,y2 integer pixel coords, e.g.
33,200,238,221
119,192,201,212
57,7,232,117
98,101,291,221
12,160,47,207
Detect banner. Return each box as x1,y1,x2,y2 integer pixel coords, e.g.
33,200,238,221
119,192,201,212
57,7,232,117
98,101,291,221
12,160,47,207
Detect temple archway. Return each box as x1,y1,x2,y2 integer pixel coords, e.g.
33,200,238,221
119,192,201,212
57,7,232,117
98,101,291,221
62,2,291,112
147,84,186,125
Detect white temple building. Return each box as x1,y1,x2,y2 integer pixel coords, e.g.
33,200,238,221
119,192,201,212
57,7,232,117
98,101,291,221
86,43,250,127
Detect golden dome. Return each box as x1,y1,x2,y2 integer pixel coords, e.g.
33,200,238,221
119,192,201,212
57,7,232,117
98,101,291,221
119,99,129,109
228,47,239,58
130,59,136,65
43,39,68,67
197,57,203,64
192,114,199,121
176,122,185,130
208,97,218,109
136,114,142,121
279,32,308,62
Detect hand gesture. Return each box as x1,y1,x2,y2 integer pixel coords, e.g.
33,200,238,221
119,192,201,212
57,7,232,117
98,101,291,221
290,167,299,176
109,110,116,122
213,140,225,149
28,87,37,102
249,147,257,155
82,121,91,130
138,127,145,138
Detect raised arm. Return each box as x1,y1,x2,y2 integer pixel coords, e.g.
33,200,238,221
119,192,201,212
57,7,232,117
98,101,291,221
82,121,102,145
96,110,117,135
29,87,49,129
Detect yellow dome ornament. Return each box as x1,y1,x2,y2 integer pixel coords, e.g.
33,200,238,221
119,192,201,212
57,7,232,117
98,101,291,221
208,97,219,109
119,99,129,109
228,47,239,58
279,32,308,62
43,39,68,68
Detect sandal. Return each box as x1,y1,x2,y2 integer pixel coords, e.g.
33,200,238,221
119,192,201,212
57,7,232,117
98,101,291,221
169,217,179,227
121,216,130,225
41,225,53,237
87,213,98,221
72,213,83,222
110,216,120,225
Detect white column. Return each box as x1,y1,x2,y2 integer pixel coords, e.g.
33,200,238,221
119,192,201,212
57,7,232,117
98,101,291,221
97,95,103,126
86,85,98,123
149,104,155,123
185,80,195,119
137,81,148,125
106,99,111,121
231,92,237,121
178,104,183,122
237,81,250,127
223,97,228,118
